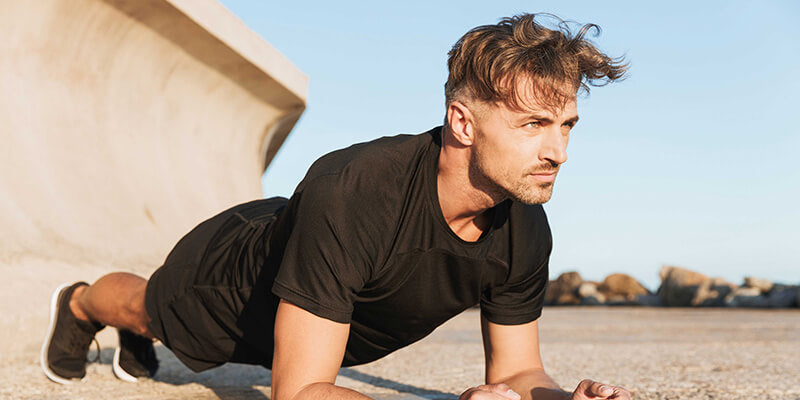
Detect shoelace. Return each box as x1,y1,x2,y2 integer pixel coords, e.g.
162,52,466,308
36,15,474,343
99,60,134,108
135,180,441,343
87,337,101,363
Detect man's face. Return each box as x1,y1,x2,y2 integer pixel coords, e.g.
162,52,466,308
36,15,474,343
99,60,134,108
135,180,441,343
467,94,578,205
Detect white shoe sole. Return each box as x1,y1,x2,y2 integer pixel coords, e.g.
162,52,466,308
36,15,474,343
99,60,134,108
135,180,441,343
112,345,139,383
40,283,85,385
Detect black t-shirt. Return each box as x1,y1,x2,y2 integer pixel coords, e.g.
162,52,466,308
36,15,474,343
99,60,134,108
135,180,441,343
268,127,551,366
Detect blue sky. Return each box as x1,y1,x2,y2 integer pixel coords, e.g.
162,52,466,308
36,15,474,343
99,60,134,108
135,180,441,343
220,0,799,290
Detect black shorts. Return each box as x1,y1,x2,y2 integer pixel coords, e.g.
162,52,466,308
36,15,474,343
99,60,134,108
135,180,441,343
145,197,287,372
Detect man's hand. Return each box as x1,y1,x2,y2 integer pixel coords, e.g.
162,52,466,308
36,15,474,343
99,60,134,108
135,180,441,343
571,379,631,400
459,383,522,400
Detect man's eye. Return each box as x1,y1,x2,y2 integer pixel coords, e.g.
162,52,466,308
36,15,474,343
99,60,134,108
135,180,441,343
526,121,541,128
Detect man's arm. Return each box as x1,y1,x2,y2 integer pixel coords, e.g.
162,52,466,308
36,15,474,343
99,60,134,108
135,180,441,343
477,316,631,400
479,316,566,400
271,299,371,400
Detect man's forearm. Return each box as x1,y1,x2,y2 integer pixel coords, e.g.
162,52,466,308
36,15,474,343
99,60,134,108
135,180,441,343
501,368,571,400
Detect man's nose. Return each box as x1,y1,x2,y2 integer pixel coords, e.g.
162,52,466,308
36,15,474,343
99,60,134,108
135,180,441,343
539,126,568,166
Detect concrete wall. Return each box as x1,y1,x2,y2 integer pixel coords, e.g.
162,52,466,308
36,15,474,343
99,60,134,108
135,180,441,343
0,0,306,359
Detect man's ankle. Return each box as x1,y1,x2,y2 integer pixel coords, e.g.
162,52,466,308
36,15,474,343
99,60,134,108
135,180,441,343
69,284,92,322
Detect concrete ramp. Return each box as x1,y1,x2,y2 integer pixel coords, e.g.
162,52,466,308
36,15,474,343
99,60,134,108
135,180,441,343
0,0,306,359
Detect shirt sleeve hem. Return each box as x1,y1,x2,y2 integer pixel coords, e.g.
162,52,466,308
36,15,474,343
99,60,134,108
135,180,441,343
480,308,542,326
271,281,353,324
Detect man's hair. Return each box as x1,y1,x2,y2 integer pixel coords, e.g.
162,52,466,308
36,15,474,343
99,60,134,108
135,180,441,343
445,13,628,112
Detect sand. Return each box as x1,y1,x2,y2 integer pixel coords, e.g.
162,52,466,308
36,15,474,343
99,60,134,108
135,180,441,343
3,307,799,400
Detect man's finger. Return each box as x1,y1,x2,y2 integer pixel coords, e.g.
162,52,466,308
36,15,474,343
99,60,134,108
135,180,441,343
473,383,521,399
604,385,631,400
487,383,521,400
574,379,627,399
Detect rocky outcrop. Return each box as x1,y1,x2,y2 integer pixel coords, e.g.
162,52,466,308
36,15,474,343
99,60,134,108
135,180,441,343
598,273,651,301
725,287,768,308
543,267,796,309
547,272,654,306
744,277,774,293
580,293,607,306
721,279,798,308
693,277,738,307
657,266,710,307
544,272,583,305
765,284,799,308
635,294,664,307
578,282,600,298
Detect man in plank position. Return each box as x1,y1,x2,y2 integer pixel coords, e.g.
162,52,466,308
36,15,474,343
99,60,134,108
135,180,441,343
42,13,630,400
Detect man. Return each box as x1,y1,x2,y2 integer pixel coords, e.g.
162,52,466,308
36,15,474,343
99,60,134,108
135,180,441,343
41,13,629,399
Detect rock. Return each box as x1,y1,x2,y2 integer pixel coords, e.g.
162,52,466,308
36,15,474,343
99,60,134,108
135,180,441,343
634,294,664,307
692,281,720,306
766,285,798,308
794,286,800,307
580,292,606,306
728,295,769,308
578,282,599,298
797,287,800,308
744,277,774,293
557,271,583,289
605,294,636,306
544,272,583,305
598,273,650,301
692,277,738,307
725,287,769,308
543,280,556,305
709,278,738,299
657,266,710,307
555,293,581,305
728,286,761,298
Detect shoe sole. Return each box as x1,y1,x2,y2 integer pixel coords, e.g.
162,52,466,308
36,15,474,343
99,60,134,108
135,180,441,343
40,283,84,385
112,346,139,383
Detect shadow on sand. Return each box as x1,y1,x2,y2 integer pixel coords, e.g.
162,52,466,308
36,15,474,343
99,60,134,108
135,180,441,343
96,347,270,399
94,346,456,399
339,368,457,399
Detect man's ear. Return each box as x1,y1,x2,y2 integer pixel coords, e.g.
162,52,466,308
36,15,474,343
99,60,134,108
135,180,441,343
445,101,476,146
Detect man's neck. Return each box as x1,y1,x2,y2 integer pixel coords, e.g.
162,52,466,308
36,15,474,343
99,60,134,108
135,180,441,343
436,137,503,242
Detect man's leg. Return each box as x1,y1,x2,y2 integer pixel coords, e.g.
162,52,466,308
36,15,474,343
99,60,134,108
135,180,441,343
70,272,152,338
41,272,159,384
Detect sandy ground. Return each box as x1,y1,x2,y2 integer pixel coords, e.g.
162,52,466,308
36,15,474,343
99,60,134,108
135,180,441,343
3,307,799,400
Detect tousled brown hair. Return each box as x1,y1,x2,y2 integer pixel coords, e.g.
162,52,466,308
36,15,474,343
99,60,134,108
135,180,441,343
445,13,628,113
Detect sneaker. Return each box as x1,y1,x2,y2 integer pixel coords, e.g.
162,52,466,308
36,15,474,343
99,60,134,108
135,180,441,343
40,282,105,384
112,329,159,382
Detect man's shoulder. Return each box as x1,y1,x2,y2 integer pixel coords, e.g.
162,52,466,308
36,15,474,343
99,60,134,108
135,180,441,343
277,128,441,265
296,128,439,193
308,129,438,179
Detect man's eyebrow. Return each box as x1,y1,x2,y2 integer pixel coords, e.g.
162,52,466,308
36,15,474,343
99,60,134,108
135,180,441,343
519,113,580,124
520,113,552,122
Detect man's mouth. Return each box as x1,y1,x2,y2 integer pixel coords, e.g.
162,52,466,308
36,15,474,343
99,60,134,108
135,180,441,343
527,168,559,183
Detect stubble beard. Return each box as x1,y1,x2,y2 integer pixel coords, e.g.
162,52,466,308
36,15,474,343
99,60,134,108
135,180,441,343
514,180,555,205
468,148,556,206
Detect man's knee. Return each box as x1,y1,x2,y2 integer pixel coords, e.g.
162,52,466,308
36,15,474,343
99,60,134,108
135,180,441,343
126,285,154,338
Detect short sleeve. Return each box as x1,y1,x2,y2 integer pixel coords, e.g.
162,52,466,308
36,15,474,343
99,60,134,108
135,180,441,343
480,203,551,325
480,256,549,325
271,174,372,324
